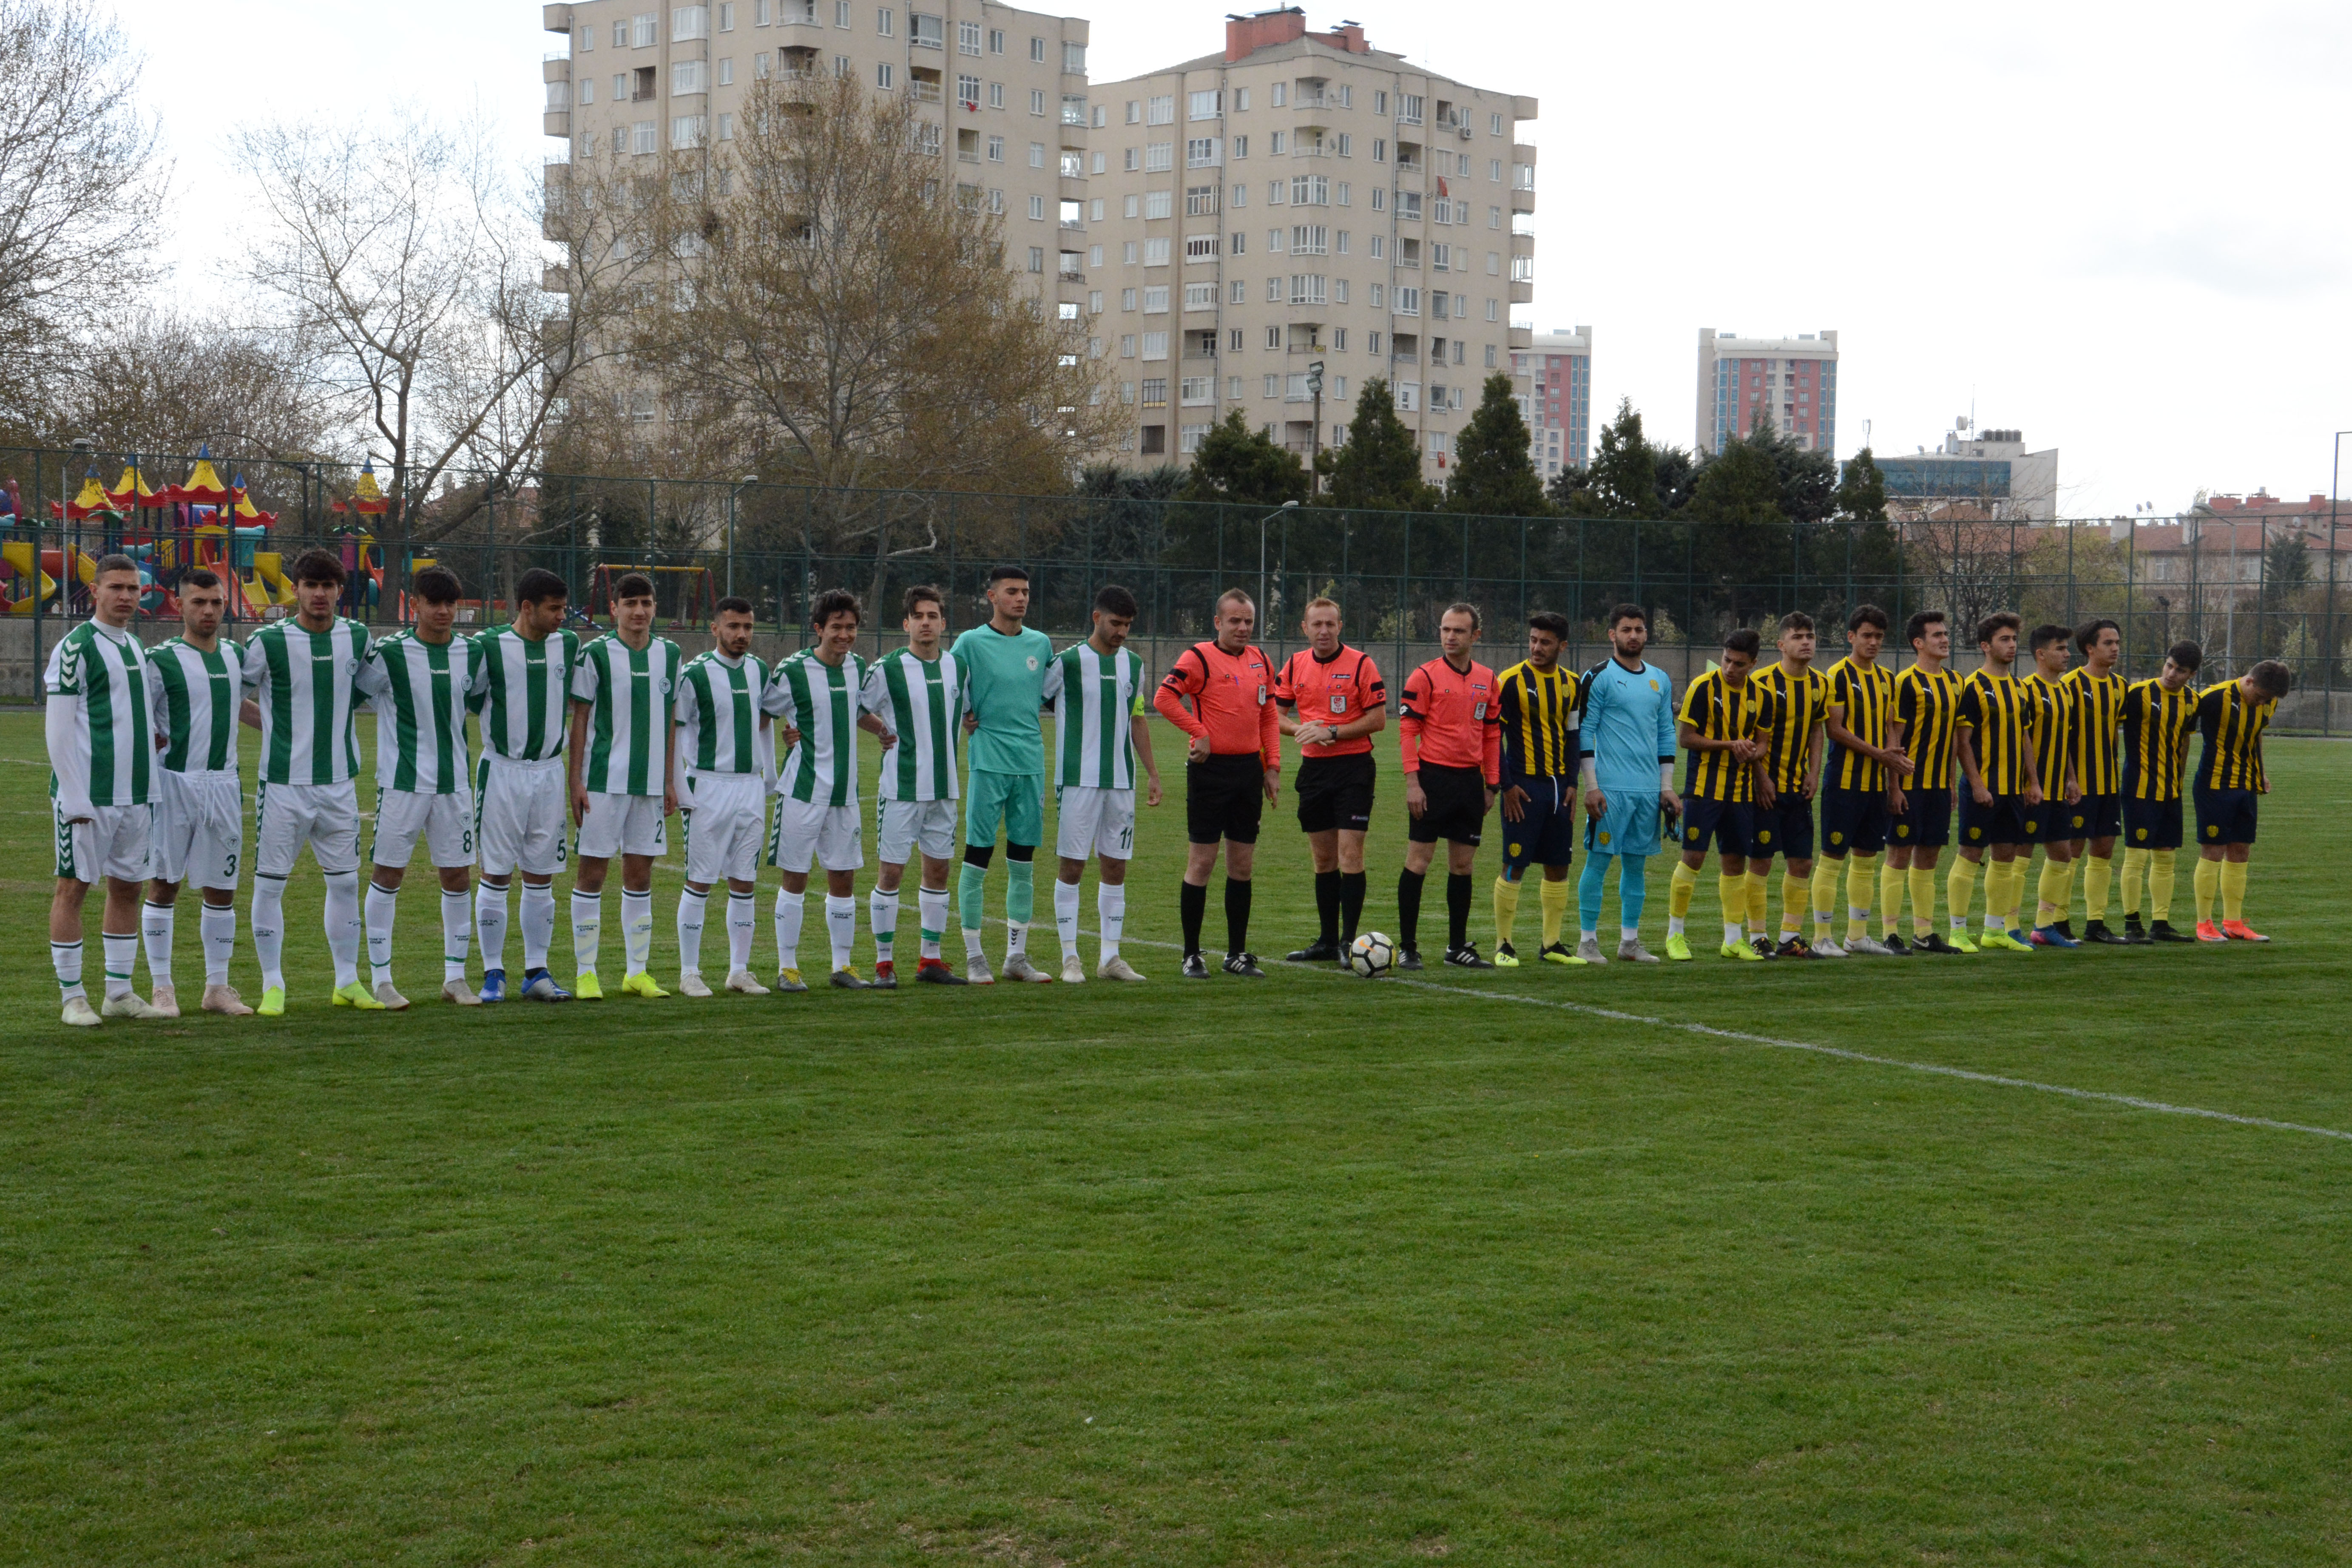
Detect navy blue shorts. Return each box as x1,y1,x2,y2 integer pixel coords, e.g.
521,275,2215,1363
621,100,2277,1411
1957,792,2032,848
1819,785,1889,857
2193,784,2258,847
1678,796,1754,858
2122,795,2184,851
1498,776,1576,872
2035,796,2089,845
1748,796,1814,862
2073,792,2121,843
1892,787,1951,849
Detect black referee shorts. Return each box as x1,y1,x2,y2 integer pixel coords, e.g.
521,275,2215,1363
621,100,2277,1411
1295,752,1376,834
1408,763,1490,845
1187,753,1267,845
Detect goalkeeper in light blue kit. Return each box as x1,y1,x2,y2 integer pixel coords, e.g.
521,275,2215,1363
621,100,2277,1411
1575,602,1681,963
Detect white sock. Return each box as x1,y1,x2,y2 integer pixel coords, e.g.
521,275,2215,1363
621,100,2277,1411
1723,921,1744,947
963,924,985,960
519,881,556,971
323,870,363,989
1579,928,1597,944
869,888,900,965
252,875,287,991
1054,879,1082,959
142,900,174,987
102,931,138,999
677,887,708,976
621,889,653,977
1666,915,1686,937
51,938,84,999
728,890,758,974
476,881,511,974
1097,882,1125,958
571,889,603,977
201,902,236,986
773,888,805,972
825,894,856,971
1620,925,1640,945
440,889,472,983
365,881,398,987
918,886,948,959
1007,919,1029,959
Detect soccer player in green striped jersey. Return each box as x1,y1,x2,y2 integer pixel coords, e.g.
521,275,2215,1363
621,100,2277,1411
765,588,889,991
358,565,487,1010
141,568,253,1017
2060,619,2128,943
673,596,778,995
466,568,583,1003
863,585,966,987
567,572,683,1000
241,549,377,1016
46,554,163,1028
1951,612,2045,952
1045,584,1164,983
2023,624,2085,947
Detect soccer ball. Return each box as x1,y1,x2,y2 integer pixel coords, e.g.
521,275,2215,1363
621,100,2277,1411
1346,931,1397,979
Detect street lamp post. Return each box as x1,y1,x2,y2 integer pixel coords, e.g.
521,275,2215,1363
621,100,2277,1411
1258,498,1300,633
726,474,760,599
2327,432,2350,735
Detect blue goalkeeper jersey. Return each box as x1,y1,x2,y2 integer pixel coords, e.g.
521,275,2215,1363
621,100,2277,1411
1577,656,1677,795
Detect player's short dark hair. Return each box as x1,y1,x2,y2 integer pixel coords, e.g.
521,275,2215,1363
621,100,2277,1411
2029,623,2070,654
412,565,462,605
903,583,945,616
613,571,655,601
1094,583,1139,619
514,567,567,605
2074,617,2119,654
291,548,345,588
714,594,754,619
2248,659,2292,698
1976,611,2022,645
987,563,1029,585
1903,609,1945,648
92,552,140,583
1846,604,1889,633
1724,628,1762,658
1443,601,1481,631
1216,587,1254,616
1528,611,1570,639
1608,602,1647,629
810,588,861,626
1779,611,1814,634
2167,640,2203,672
182,567,222,592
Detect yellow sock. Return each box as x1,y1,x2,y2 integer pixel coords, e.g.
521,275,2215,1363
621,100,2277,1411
1879,858,1906,939
1746,870,1770,931
1670,860,1700,922
1846,853,1878,942
1947,857,1979,929
1493,875,1522,947
1711,871,1744,943
1781,870,1808,937
2119,847,2148,917
2149,849,2176,922
1540,876,1569,949
1908,867,1939,935
2036,858,2075,925
2221,858,2248,923
2193,856,2219,925
1811,859,1841,929
1998,860,2026,928
2083,853,2113,924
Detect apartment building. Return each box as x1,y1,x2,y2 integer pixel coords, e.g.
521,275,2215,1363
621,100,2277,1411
1698,329,1838,456
540,0,1088,315
1514,326,1590,478
1088,8,1537,481
1877,426,2059,523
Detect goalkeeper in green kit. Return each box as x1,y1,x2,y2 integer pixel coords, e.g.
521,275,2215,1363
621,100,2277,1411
950,565,1057,983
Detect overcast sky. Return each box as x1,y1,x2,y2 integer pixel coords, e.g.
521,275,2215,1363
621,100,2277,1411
118,0,2348,516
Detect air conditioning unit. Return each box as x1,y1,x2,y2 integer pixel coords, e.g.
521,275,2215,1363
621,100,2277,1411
1459,124,1473,140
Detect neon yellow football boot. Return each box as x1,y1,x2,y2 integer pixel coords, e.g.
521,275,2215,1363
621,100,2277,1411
574,970,605,1000
1663,933,1694,962
332,980,386,1010
621,971,669,998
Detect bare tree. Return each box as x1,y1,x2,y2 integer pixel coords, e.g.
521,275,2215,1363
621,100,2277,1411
45,309,341,466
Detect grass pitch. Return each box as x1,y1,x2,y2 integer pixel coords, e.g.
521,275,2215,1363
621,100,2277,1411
5,707,2352,1564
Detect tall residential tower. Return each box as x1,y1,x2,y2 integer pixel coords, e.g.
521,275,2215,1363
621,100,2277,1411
1698,328,1838,456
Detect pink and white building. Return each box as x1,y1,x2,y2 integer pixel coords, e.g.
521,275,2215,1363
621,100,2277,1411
1513,325,1590,478
1698,328,1837,455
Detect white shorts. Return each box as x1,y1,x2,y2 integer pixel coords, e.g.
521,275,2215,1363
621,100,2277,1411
876,798,958,866
575,790,668,861
1056,784,1138,861
372,787,476,870
255,780,361,878
768,794,864,875
153,769,241,889
682,773,767,885
54,799,151,884
475,756,568,878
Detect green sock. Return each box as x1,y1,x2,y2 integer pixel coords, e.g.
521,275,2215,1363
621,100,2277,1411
958,860,987,932
1006,858,1035,927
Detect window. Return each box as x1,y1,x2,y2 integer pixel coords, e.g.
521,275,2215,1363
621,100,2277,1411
1485,250,1500,275
1094,105,1106,128
1233,87,1250,111
1333,330,1346,353
1269,130,1286,156
1489,205,1502,229
1271,82,1287,107
1185,234,1218,261
1147,94,1175,125
1091,151,1105,173
958,72,980,104
632,120,658,153
1230,278,1247,303
1269,180,1284,205
836,0,851,20
1397,381,1418,411
1058,301,1079,321
1144,238,1170,266
988,26,1003,51
1142,332,1168,359
1484,343,1498,368
1184,282,1216,310
1263,374,1280,398
1062,94,1087,125
1119,335,1136,357
1231,182,1247,207
958,18,980,51
671,114,705,146
1063,40,1084,71
719,111,736,139
1189,89,1222,120
1028,141,1045,168
833,54,849,75
1029,194,1045,219
1267,325,1281,347
1431,243,1449,272
1026,246,1045,273
874,61,893,86
578,76,594,103
548,80,571,109
1230,231,1245,256
1395,190,1418,219
1089,199,1104,222
1144,190,1172,220
718,56,734,83
1030,35,1046,62
1140,378,1167,406
1427,431,1446,457
1029,89,1046,115
1430,291,1449,320
1368,330,1381,355
1369,234,1383,258
1398,94,1423,124
1334,278,1348,304
1120,287,1137,310
673,58,707,93
1511,255,1534,283
1186,137,1221,168
1266,277,1281,302
1290,274,1327,305
1290,174,1328,205
1337,133,1352,157
1061,150,1082,177
673,1,707,34
876,6,892,33
719,1,734,28
1088,288,1103,310
1230,327,1245,350
578,23,594,49
633,11,658,44
1143,284,1170,311
1335,230,1350,255
1290,224,1327,254
1186,185,1218,216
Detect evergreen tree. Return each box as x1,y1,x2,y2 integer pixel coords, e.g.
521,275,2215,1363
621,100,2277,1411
1444,372,1548,516
1556,398,1663,519
1685,428,1786,526
1180,409,1309,506
1321,376,1433,510
1834,446,1889,521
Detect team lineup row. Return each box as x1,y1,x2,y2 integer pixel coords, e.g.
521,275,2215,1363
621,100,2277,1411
40,548,2289,1026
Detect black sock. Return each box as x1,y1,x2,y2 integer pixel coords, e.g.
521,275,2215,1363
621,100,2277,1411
1224,877,1252,957
1340,871,1366,942
1398,867,1426,952
1314,868,1341,943
1180,879,1207,956
1447,872,1473,951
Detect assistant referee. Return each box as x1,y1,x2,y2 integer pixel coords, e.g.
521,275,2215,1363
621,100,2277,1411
1154,588,1281,978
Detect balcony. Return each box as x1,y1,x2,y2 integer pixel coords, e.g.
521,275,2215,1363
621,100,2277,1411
542,264,570,293
1507,324,1531,350
906,80,942,103
543,110,570,136
543,3,572,29
1510,231,1535,260
1509,186,1535,215
544,56,570,82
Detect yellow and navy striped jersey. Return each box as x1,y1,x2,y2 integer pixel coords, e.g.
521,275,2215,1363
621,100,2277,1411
2061,667,2125,797
2195,680,2275,791
1823,656,1895,792
1676,668,1777,803
1957,670,2038,795
1495,659,1579,780
2121,678,2199,802
1753,662,1828,794
2028,675,2075,798
1892,664,1964,790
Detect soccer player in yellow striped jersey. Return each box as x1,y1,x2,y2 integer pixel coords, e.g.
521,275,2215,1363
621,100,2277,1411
2060,619,2128,943
1491,611,1581,966
2022,625,2085,946
1666,628,1775,962
1886,610,1965,953
2190,658,2292,943
1951,612,2045,952
2119,640,2204,943
1750,612,1830,956
1815,605,1908,956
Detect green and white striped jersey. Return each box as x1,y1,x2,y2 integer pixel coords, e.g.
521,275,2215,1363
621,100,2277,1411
676,649,773,778
241,617,371,787
469,623,582,764
146,636,244,774
45,620,152,810
768,648,867,807
363,630,482,795
1043,642,1148,790
572,633,684,796
862,646,962,803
